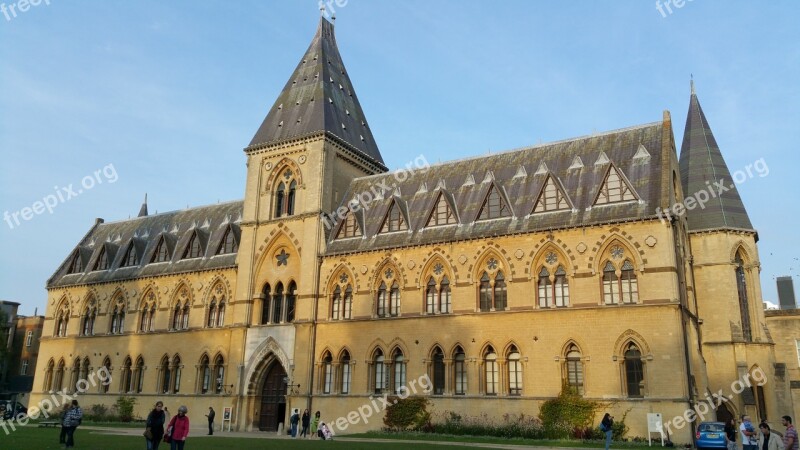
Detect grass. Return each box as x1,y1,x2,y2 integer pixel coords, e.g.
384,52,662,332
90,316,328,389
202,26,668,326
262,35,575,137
348,431,660,449
0,425,541,449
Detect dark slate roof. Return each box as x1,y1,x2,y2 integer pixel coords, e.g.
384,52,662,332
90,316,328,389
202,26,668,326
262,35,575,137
48,201,243,289
326,120,668,254
679,85,754,232
248,18,385,167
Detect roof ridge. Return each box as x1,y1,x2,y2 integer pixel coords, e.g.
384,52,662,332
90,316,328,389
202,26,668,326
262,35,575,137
97,199,243,226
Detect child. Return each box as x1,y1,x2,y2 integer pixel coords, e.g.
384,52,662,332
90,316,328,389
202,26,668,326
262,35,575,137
319,422,333,440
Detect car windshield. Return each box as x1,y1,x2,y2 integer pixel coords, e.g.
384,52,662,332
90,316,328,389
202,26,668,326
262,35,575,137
700,424,725,432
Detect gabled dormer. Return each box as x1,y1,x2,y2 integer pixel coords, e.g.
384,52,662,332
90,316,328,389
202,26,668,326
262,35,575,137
151,235,172,263
216,225,239,255
593,164,638,206
66,249,85,274
334,207,363,239
182,230,205,260
120,240,140,267
92,245,111,271
425,191,458,227
531,174,571,214
379,198,409,233
477,183,512,221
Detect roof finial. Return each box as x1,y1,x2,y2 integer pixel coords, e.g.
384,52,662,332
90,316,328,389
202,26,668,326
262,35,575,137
319,4,325,17
138,193,148,217
690,74,695,95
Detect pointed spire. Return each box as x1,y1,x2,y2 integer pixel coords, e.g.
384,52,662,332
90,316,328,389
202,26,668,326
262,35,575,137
679,82,754,231
138,194,148,217
248,18,385,167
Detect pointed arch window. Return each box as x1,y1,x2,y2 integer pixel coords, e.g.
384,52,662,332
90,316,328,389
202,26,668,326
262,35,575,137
454,347,467,395
275,182,286,218
55,307,70,337
200,354,211,394
432,347,445,395
217,227,238,255
478,271,507,311
373,350,386,394
507,346,523,396
735,253,752,342
380,201,408,233
343,285,353,320
478,185,510,220
565,344,584,395
183,232,203,259
43,360,55,392
53,359,65,392
287,180,297,215
426,193,457,227
121,242,138,267
216,298,225,327
539,266,570,307
274,170,298,218
484,347,499,395
533,175,570,213
286,281,297,322
393,349,406,394
139,299,156,333
322,352,333,394
93,247,109,271
160,356,171,394
624,343,644,397
110,301,125,334
213,355,225,394
172,300,190,331
261,284,271,325
67,251,83,274
134,357,144,393
101,358,112,393
340,351,351,394
440,276,452,314
479,272,492,312
389,282,401,316
331,286,342,320
272,282,284,324
207,301,217,328
603,261,620,305
538,267,552,307
121,357,133,393
376,282,388,318
336,211,362,239
173,355,182,394
595,166,636,205
81,302,97,336
152,237,170,263
426,278,437,314
620,260,638,304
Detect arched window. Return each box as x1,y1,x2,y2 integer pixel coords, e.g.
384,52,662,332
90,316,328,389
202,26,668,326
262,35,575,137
565,344,584,395
54,359,66,392
484,347,499,395
322,352,333,394
735,253,752,341
216,299,225,327
603,261,620,304
603,259,638,305
199,355,211,394
343,285,353,319
261,284,271,325
479,270,507,312
134,357,145,393
376,282,387,318
110,302,125,334
440,276,451,314
207,301,217,328
81,302,96,336
217,226,238,255
340,351,351,395
287,180,297,215
507,346,523,396
620,260,638,304
331,286,341,320
479,272,492,311
389,282,400,316
393,349,406,394
275,182,285,218
183,232,203,259
454,347,467,395
172,304,181,330
173,355,182,394
213,355,225,394
140,295,156,333
44,360,55,391
554,266,569,307
272,283,284,324
624,343,644,397
426,277,437,314
121,357,133,393
432,347,445,395
539,266,570,307
538,267,552,307
160,356,171,394
55,306,69,337
101,358,112,393
286,281,297,322
373,350,386,394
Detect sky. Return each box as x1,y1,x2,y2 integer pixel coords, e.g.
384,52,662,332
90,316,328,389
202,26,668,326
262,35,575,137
1,1,799,316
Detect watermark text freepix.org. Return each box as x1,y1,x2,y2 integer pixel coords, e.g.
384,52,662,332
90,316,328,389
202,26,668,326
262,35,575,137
1,0,51,22
0,366,112,434
4,163,118,230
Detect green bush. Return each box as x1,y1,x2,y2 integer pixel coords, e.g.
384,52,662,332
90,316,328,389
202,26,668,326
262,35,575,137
383,396,430,431
427,410,545,439
539,385,602,439
84,404,113,422
114,396,137,422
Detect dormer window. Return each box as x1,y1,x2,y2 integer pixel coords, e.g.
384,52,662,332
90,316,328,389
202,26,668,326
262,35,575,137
477,185,510,220
151,237,170,263
425,193,457,227
67,251,83,274
121,242,138,267
183,232,203,259
335,211,362,239
93,247,109,271
217,227,238,255
594,165,637,205
380,201,408,233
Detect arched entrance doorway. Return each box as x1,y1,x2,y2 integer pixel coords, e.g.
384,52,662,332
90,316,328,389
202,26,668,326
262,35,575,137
258,362,287,431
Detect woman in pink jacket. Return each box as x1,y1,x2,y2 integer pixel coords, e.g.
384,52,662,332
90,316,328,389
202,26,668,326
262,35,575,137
166,405,190,450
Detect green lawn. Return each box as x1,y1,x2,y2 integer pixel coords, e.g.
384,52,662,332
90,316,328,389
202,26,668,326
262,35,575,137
0,425,524,450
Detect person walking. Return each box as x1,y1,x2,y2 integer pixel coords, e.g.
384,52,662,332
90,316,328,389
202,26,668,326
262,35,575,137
601,413,614,450
289,408,300,438
58,403,71,445
205,407,215,435
144,401,167,450
783,416,798,450
759,423,786,450
300,409,310,438
310,411,320,440
63,400,83,449
165,405,190,450
742,416,760,450
724,418,738,450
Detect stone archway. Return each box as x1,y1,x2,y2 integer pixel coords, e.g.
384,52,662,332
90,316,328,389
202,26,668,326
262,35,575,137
257,361,287,432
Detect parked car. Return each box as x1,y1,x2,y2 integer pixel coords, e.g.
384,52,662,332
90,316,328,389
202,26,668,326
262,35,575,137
696,421,727,449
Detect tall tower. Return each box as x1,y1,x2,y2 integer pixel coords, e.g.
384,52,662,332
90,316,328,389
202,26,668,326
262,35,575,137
232,17,386,431
680,82,777,422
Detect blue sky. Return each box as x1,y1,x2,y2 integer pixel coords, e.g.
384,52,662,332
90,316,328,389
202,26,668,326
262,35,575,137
1,1,798,315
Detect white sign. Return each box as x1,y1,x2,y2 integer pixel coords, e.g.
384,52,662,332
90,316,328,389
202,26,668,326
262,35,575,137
222,406,232,432
647,413,665,447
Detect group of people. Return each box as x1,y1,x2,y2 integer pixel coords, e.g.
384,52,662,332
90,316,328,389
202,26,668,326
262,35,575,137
727,415,798,450
58,400,83,449
143,402,191,450
288,409,332,440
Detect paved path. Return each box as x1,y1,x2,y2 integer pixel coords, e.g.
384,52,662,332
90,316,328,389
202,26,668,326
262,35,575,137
81,425,604,449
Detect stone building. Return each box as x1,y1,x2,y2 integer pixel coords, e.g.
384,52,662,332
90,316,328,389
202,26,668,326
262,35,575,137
29,18,795,441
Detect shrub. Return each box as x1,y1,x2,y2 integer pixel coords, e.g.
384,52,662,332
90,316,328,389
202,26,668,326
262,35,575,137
84,404,112,422
383,396,430,431
539,385,602,439
114,396,137,422
427,410,545,439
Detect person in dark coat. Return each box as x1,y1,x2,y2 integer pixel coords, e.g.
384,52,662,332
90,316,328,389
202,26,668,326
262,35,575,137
601,413,614,450
145,401,167,450
205,407,216,435
300,409,310,438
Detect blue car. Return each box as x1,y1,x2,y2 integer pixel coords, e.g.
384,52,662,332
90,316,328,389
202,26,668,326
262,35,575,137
696,422,727,449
